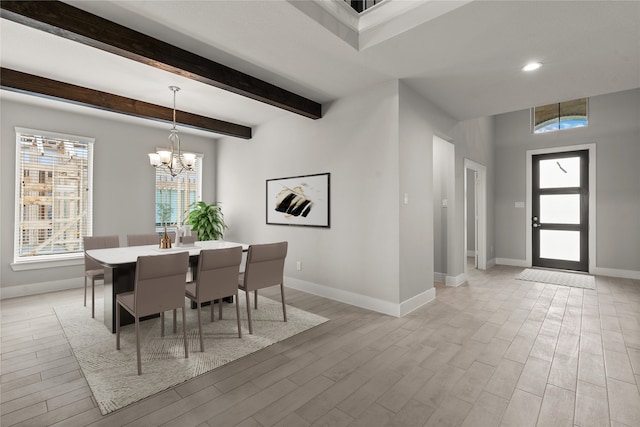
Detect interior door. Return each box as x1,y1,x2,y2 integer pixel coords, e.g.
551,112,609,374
532,150,589,272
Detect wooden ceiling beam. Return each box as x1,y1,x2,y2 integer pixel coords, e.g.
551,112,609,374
1,68,253,139
0,0,322,119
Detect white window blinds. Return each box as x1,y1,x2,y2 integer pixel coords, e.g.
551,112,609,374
14,128,94,263
155,156,202,230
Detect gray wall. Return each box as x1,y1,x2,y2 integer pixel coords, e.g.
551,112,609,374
433,137,454,276
1,97,217,293
494,88,640,273
216,80,456,313
451,117,496,277
399,82,453,301
217,80,402,307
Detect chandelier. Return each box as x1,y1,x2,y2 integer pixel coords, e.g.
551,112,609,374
148,86,196,177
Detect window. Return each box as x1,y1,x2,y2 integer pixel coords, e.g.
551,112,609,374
14,128,94,265
533,98,588,133
155,155,202,232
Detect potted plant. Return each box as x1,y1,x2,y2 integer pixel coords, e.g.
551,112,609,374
185,201,228,241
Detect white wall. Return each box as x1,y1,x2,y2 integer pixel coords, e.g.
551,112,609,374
217,80,455,315
1,97,217,295
494,88,640,276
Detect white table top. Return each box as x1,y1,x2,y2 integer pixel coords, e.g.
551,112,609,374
86,240,248,267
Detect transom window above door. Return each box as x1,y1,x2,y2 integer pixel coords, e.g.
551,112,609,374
532,98,588,133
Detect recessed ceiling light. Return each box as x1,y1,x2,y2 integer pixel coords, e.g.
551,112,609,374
522,62,542,72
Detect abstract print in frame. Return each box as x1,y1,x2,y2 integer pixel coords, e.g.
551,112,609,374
266,173,330,227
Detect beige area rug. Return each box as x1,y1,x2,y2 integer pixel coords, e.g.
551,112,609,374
515,268,595,290
54,295,328,415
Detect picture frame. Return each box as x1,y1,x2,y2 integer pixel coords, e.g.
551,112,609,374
266,172,330,228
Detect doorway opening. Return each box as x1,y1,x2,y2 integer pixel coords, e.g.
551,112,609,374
467,169,478,270
464,159,487,274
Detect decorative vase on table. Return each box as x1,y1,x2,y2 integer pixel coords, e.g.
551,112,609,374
160,226,172,249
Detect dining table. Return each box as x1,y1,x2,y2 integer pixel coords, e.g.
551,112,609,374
86,240,248,333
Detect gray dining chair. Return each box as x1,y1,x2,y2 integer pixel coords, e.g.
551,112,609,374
115,251,190,375
127,233,161,246
83,235,120,318
238,241,288,334
186,247,243,351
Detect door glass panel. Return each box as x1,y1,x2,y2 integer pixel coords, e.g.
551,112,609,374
540,194,580,224
539,230,580,261
539,157,580,188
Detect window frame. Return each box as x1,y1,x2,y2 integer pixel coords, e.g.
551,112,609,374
12,127,94,270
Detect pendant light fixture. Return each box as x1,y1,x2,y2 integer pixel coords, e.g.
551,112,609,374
148,86,196,177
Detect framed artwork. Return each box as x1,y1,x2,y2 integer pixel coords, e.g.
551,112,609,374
266,172,330,228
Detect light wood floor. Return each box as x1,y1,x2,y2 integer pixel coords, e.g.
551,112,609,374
2,265,640,427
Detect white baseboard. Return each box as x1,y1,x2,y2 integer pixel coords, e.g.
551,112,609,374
1,277,84,299
400,287,436,317
446,273,467,287
486,258,496,269
592,267,640,280
496,258,529,267
434,272,446,283
285,276,435,317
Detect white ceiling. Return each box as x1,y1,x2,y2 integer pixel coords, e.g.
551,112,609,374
1,0,639,138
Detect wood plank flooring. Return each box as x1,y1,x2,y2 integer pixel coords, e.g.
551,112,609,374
1,265,639,426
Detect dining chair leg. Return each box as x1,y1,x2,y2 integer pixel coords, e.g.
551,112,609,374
211,302,214,322
235,292,242,338
160,311,165,337
84,276,87,307
197,302,204,352
173,309,177,334
281,283,287,322
182,307,189,358
135,317,142,375
116,302,121,350
91,279,95,318
219,299,223,320
245,289,253,334
254,290,258,309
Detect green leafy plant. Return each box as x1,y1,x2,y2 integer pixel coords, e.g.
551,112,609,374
185,201,227,241
157,202,173,226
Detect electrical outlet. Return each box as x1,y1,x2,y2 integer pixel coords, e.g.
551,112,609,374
296,261,302,271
